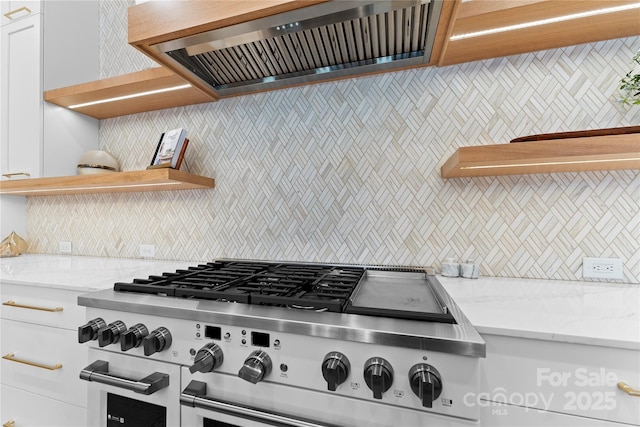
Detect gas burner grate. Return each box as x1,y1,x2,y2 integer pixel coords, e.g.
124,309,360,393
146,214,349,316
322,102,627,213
114,260,365,313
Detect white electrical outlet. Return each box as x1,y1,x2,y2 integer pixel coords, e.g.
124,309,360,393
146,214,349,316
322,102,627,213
59,241,72,254
140,244,156,258
583,257,623,280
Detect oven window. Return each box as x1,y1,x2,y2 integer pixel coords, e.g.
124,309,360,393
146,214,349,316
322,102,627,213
204,418,241,427
107,393,166,427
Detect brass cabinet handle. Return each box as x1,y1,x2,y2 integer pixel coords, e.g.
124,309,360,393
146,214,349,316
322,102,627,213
3,6,31,19
2,300,63,312
3,420,15,427
2,353,63,371
1,172,30,178
618,382,640,397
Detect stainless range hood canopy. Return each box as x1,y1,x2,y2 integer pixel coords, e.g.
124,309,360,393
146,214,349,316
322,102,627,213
152,0,443,97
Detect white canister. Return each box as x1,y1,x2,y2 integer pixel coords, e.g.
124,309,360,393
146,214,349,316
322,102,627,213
441,258,460,277
461,260,480,279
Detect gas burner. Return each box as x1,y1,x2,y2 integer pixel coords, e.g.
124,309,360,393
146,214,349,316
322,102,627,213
115,261,365,313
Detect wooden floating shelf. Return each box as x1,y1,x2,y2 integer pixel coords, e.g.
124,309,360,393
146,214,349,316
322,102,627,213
440,0,640,66
441,133,640,178
44,67,214,119
0,169,215,196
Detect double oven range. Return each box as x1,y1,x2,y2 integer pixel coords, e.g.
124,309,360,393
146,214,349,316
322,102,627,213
77,259,485,427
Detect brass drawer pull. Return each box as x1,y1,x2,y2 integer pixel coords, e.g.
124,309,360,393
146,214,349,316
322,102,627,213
2,353,63,371
3,420,15,427
3,6,31,19
2,300,63,312
2,172,30,178
618,382,640,397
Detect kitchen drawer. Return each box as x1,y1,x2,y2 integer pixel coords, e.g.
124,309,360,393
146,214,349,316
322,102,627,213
480,335,640,426
1,1,40,26
0,283,84,330
1,383,86,427
1,318,88,407
481,400,628,426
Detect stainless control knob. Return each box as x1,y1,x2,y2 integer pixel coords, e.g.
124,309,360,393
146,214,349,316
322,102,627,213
409,364,443,408
78,318,106,343
189,343,224,374
238,350,272,384
98,320,127,347
142,327,172,356
121,323,149,352
322,352,350,391
364,357,394,399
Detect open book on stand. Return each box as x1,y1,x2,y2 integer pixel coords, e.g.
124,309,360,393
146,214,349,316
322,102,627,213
147,128,189,170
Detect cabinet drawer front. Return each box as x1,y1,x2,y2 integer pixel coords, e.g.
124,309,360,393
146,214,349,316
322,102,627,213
481,335,640,426
1,1,40,26
1,383,86,427
1,283,84,329
1,319,87,407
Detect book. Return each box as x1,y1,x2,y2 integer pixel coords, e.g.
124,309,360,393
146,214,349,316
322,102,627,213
147,139,189,170
149,128,188,169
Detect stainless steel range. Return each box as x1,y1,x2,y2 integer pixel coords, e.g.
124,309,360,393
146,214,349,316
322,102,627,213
77,260,485,427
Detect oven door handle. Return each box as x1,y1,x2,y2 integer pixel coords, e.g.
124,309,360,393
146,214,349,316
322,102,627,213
181,380,339,427
79,360,169,395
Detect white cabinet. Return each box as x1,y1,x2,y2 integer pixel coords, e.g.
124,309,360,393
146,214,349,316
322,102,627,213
0,282,89,425
0,1,99,238
479,334,640,426
1,384,86,427
0,0,99,180
0,13,42,179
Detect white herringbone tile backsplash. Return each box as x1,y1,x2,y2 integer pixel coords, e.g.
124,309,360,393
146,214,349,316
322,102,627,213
26,1,640,282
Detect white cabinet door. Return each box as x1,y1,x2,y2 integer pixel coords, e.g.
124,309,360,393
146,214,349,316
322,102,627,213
1,384,86,427
0,13,43,179
480,334,640,426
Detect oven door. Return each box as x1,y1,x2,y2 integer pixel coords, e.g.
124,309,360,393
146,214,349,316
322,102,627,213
181,369,478,427
81,348,181,427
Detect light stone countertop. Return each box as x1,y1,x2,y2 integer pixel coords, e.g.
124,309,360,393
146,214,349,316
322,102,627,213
1,255,638,350
439,276,640,351
0,254,198,291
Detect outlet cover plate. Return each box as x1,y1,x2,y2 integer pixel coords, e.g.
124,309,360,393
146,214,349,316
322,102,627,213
140,244,156,258
583,257,623,280
59,241,72,254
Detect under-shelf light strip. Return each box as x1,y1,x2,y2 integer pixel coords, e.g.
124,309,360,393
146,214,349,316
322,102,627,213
461,157,640,170
2,182,183,194
450,3,640,41
68,84,192,109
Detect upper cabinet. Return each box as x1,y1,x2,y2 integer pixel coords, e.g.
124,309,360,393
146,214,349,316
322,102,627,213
43,0,640,119
1,1,100,179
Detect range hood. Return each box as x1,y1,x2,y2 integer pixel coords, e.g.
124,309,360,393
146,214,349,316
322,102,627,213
148,0,443,98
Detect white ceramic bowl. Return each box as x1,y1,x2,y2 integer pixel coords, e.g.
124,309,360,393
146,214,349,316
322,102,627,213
77,150,119,175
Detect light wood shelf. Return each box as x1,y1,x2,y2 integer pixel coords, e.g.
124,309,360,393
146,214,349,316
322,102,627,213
439,0,640,66
44,67,214,119
0,169,215,196
441,133,640,178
